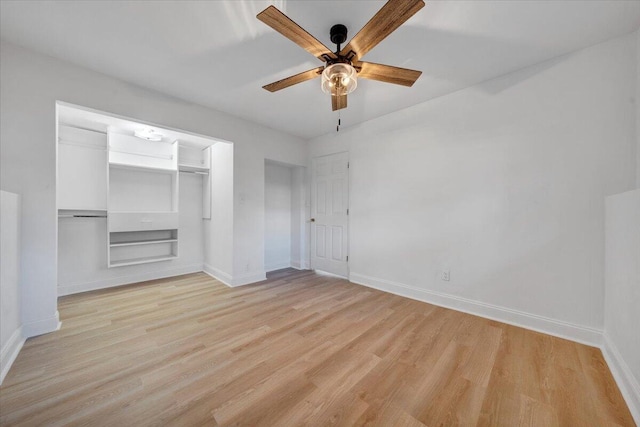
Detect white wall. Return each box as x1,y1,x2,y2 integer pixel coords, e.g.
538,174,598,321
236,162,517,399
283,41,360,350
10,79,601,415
0,40,307,336
0,191,24,384
291,166,309,270
309,33,637,344
636,29,640,189
603,189,640,423
204,141,234,282
177,173,205,266
265,162,292,272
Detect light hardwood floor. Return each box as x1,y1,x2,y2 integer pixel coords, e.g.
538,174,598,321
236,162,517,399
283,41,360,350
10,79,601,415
0,269,635,426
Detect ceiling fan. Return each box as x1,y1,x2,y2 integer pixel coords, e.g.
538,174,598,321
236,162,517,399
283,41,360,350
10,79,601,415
257,0,425,112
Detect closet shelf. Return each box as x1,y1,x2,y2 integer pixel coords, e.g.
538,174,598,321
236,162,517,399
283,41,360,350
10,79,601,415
109,238,178,247
108,210,178,214
109,254,178,267
109,162,177,174
59,214,107,218
178,163,209,174
109,146,174,159
58,209,107,217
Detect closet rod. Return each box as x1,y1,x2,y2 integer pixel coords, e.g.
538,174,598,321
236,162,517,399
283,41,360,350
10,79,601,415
58,215,107,218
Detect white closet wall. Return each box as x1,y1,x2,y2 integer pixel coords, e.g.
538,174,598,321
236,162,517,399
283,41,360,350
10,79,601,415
57,125,107,211
264,161,308,273
265,162,293,272
203,141,234,282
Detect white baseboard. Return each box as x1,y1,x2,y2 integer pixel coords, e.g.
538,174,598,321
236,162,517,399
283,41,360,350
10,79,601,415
203,264,234,287
1,326,25,385
265,262,291,273
316,269,348,279
601,333,640,425
349,272,602,347
203,264,266,287
232,271,267,287
22,311,61,338
291,261,310,270
57,263,204,296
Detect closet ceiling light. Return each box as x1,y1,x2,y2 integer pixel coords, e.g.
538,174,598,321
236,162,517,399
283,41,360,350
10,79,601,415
134,128,164,142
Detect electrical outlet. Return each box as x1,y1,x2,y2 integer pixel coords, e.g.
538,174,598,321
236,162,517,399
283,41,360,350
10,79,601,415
441,269,450,281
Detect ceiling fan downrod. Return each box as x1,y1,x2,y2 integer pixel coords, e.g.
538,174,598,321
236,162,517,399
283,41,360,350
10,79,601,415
330,24,348,55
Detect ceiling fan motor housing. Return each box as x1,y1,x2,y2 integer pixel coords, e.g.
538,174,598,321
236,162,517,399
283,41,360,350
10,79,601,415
330,24,348,47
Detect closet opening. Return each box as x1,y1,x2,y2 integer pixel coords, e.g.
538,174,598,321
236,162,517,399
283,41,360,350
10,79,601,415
264,160,308,273
55,101,232,296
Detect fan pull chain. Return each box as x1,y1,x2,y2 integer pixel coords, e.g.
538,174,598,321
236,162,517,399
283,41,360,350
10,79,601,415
336,111,341,132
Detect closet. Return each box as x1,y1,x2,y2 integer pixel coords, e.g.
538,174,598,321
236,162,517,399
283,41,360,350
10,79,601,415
178,144,212,219
264,160,308,272
57,113,215,294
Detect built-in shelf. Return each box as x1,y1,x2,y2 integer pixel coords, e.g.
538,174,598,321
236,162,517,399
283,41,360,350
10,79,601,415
110,238,178,247
109,254,178,267
107,134,180,267
108,229,178,267
178,163,209,174
109,146,174,159
108,210,178,214
58,209,107,218
109,162,177,174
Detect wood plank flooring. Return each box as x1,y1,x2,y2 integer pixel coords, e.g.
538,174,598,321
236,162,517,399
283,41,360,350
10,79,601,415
0,269,635,426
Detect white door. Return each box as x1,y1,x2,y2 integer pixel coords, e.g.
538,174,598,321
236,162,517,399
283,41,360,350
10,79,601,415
311,152,349,277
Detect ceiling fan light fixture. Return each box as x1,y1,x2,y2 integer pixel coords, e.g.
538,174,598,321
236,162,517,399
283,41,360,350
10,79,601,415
321,63,357,95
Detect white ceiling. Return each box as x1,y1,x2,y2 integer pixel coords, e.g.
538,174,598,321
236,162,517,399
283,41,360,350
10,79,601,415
2,1,639,140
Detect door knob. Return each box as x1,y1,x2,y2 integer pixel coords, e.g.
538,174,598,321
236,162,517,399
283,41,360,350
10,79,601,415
310,218,315,222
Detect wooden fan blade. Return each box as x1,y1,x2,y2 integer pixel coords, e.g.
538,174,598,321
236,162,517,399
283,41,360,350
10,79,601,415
257,6,337,61
339,0,425,61
263,67,324,92
354,61,422,87
331,93,347,111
